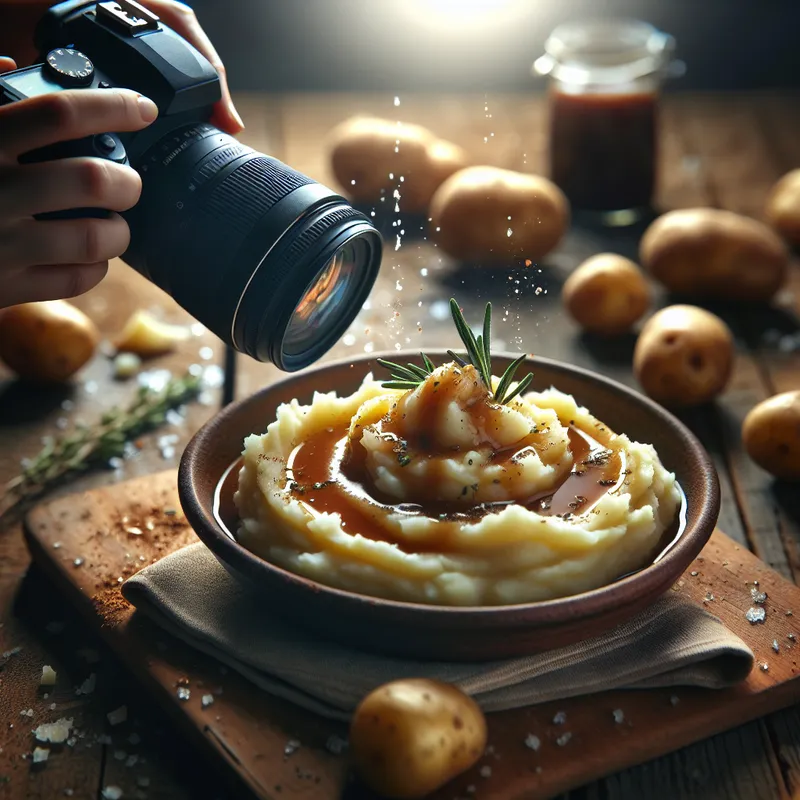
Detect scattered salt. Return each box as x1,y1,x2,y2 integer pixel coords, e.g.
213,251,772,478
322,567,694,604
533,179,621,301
479,765,492,778
125,754,138,768
66,737,76,747
612,709,625,724
524,734,541,751
670,695,680,706
2,646,22,658
704,592,715,602
113,749,126,761
746,607,766,624
284,739,300,756
690,571,698,577
177,687,190,701
101,787,123,800
49,703,56,711
751,587,768,604
73,557,84,567
552,711,566,725
20,709,34,717
40,666,57,686
556,732,572,746
107,706,127,726
32,747,49,764
201,694,214,709
773,640,780,653
53,542,62,549
34,718,73,744
789,633,796,642
76,673,96,695
760,662,769,672
325,735,348,755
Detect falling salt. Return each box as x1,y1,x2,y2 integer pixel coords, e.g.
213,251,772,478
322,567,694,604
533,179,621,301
420,268,428,277
188,363,203,377
506,228,512,237
552,711,566,725
556,732,572,746
612,709,625,724
393,96,400,106
524,734,540,751
773,639,780,653
350,179,356,185
342,334,356,346
746,607,766,624
202,364,224,388
751,587,768,604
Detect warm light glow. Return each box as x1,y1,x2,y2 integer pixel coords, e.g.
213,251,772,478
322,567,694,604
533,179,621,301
404,0,524,30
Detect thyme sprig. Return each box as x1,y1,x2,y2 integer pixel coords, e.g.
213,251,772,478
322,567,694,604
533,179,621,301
378,298,534,405
1,372,202,518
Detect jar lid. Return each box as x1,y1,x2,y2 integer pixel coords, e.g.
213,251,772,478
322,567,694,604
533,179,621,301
534,19,682,85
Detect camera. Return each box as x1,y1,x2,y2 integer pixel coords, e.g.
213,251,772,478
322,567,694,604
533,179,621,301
0,0,382,371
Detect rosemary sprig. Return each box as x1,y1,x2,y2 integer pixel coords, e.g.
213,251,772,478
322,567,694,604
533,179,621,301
378,298,534,405
1,372,202,517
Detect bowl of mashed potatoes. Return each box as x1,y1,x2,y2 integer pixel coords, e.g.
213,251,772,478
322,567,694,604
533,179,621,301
179,351,718,661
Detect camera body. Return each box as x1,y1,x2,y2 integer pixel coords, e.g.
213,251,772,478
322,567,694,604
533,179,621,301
0,0,383,370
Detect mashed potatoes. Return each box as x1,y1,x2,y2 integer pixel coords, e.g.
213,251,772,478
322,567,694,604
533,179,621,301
234,363,682,606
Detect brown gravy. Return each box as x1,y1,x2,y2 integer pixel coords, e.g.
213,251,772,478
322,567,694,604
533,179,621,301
282,420,626,554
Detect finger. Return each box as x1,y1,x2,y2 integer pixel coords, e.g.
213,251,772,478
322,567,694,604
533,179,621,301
0,57,17,73
1,214,130,269
0,89,158,159
0,262,108,307
142,0,244,134
0,158,142,217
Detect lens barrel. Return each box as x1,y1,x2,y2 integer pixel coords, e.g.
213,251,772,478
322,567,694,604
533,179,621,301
123,123,381,370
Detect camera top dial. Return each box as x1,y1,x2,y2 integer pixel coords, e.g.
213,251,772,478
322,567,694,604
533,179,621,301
44,47,94,87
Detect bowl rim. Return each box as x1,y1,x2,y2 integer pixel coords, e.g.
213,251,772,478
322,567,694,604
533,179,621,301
179,349,720,621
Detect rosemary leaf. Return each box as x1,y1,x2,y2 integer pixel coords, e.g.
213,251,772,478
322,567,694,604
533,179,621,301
404,362,431,380
501,372,534,405
421,353,435,373
482,302,492,375
376,358,421,383
381,380,420,390
446,350,468,368
494,354,528,404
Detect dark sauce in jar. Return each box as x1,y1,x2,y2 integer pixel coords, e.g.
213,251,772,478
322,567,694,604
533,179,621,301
549,90,657,212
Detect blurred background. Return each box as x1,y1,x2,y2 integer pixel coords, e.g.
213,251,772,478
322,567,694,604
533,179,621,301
190,0,800,93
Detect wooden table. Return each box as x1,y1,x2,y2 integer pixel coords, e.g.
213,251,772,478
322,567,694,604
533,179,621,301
2,91,800,799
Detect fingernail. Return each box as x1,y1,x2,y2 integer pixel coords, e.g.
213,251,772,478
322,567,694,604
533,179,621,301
231,105,245,131
137,95,158,123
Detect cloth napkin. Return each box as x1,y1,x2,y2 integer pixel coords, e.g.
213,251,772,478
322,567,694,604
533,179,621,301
122,543,754,722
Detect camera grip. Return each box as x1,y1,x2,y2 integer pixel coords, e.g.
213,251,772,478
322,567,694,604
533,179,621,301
19,131,128,221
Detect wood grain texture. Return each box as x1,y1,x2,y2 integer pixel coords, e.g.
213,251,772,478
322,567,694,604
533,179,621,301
1,91,800,798
19,470,800,800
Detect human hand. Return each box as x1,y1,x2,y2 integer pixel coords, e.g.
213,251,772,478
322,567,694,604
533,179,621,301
129,0,244,135
0,76,159,308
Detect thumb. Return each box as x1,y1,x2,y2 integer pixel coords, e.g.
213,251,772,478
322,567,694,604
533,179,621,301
0,58,17,73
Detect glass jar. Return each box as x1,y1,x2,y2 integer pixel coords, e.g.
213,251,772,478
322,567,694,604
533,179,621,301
534,19,683,221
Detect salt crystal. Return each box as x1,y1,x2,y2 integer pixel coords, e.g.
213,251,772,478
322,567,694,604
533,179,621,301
108,457,124,470
137,369,172,392
125,527,142,536
325,735,348,755
704,592,715,602
479,765,492,778
789,633,796,642
76,673,96,695
73,557,84,567
40,665,57,686
34,717,73,743
670,695,680,706
751,587,768,604
32,747,49,764
524,734,541,751
760,662,769,672
746,607,766,624
773,640,780,653
53,542,62,549
284,739,300,756
113,749,126,761
552,711,567,725
612,709,625,724
556,732,572,746
690,571,698,577
107,706,127,726
201,694,214,708
66,737,76,747
56,417,68,430
2,646,22,658
125,754,139,767
20,709,34,717
787,610,793,617
199,346,214,360
49,703,55,711
177,687,190,701
101,787,123,800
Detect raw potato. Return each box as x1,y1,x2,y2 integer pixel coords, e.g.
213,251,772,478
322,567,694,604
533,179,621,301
349,678,487,799
0,300,98,382
743,391,800,480
328,117,470,212
633,305,733,407
563,253,651,335
429,166,569,263
640,208,788,301
764,169,800,246
114,309,190,357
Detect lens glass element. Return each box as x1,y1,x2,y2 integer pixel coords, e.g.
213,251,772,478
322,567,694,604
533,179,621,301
283,238,366,357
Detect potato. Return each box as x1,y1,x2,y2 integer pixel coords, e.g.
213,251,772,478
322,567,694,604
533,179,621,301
639,208,788,301
328,117,469,212
764,169,800,246
429,166,569,263
0,300,99,382
563,253,651,335
633,305,733,407
114,309,190,357
349,678,487,799
743,391,800,480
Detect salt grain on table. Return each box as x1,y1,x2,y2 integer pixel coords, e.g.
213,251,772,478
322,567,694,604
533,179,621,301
201,694,214,708
40,665,57,686
553,711,567,725
34,718,73,743
32,747,49,764
612,709,625,724
284,739,300,756
325,735,348,755
773,639,780,653
76,673,96,696
177,687,190,701
126,754,139,767
73,557,84,567
760,662,769,672
746,607,766,624
556,732,573,746
524,734,541,751
751,587,768,604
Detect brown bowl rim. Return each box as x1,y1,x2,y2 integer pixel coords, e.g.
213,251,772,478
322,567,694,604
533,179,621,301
179,350,720,624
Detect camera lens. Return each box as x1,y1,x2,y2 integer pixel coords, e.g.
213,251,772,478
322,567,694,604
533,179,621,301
122,123,382,371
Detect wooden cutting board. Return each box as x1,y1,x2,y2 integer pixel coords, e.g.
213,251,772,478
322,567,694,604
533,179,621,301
23,470,800,800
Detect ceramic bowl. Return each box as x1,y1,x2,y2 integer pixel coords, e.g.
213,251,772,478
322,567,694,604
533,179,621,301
179,352,719,662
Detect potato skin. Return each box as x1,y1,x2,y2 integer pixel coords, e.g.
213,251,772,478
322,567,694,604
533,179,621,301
0,300,99,382
743,391,800,480
633,305,733,407
764,169,800,246
429,166,569,263
563,253,651,335
328,117,469,212
349,678,487,799
640,208,788,301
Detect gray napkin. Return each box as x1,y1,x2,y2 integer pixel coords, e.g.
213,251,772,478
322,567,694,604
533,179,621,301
122,543,754,722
